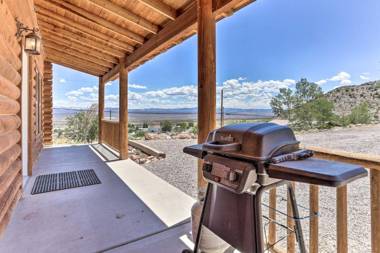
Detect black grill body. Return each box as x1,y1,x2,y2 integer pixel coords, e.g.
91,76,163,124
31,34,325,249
183,122,367,253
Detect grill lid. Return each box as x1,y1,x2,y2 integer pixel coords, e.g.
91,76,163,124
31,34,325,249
201,123,299,161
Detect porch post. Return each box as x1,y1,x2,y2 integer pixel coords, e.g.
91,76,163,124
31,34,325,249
119,59,128,159
98,76,104,143
197,0,216,195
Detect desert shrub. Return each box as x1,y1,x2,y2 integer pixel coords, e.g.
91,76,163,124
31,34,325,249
161,120,173,132
64,104,98,143
175,122,188,132
188,122,194,128
349,103,372,124
134,130,145,138
190,126,198,135
142,122,149,128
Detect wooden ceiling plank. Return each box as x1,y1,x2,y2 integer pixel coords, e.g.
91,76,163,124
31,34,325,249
46,56,101,76
45,48,109,72
137,0,177,20
44,45,114,68
88,0,159,34
37,17,134,52
36,10,135,51
103,0,254,82
42,36,119,64
39,25,126,58
43,0,145,44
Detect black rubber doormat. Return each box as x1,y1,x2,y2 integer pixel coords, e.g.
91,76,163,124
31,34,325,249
31,169,101,195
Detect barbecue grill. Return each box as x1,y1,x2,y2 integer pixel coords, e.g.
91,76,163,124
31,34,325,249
182,122,367,253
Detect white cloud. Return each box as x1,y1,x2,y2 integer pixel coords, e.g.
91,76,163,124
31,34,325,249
315,79,327,85
105,82,113,86
59,78,66,83
129,84,147,89
315,71,352,87
59,78,298,109
360,72,370,80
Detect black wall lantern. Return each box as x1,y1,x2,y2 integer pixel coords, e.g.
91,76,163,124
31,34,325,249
15,17,41,55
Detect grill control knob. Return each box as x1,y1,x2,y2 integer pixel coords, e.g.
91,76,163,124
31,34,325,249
228,171,238,182
204,164,213,172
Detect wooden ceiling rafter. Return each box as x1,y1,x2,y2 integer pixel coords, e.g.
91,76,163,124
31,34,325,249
44,44,114,68
87,0,159,34
37,18,134,53
137,0,177,20
39,26,126,58
42,37,119,64
45,49,109,73
36,9,135,51
46,56,102,76
47,0,145,44
35,0,142,45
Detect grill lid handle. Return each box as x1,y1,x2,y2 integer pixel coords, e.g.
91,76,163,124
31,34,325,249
203,141,241,152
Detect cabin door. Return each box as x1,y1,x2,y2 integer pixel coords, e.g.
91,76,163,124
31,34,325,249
21,48,29,178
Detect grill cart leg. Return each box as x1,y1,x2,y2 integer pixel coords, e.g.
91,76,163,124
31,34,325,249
182,184,211,253
287,183,307,253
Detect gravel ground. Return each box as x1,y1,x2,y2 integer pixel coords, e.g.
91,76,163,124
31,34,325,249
140,124,380,252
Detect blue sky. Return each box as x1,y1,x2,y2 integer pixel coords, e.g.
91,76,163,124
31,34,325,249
53,0,380,109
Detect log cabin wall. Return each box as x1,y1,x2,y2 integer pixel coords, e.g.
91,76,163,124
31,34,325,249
42,62,53,145
0,0,44,235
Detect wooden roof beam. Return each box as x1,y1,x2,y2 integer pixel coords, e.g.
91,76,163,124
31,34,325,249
102,0,254,82
36,9,135,51
50,0,145,44
137,0,177,20
44,45,114,68
35,0,144,45
88,0,159,34
45,50,109,73
46,56,101,76
39,25,126,58
42,36,119,64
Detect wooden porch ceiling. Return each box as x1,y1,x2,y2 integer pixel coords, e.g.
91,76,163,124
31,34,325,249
35,0,254,78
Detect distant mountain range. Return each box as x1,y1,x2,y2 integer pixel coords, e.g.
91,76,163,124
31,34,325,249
54,107,273,116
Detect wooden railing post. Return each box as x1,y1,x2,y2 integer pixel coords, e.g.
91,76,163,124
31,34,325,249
309,185,319,253
287,182,296,253
268,188,277,248
197,0,216,195
119,59,128,160
98,76,104,143
371,169,380,253
337,185,348,253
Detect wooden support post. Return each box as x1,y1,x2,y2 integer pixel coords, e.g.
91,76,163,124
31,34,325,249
337,185,348,253
309,185,319,253
268,188,277,248
287,182,296,253
98,76,104,143
119,59,128,160
371,169,380,253
197,0,216,194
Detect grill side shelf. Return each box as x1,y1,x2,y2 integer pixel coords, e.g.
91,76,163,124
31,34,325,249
267,158,368,187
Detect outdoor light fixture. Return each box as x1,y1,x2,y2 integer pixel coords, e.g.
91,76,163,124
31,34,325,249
15,17,41,55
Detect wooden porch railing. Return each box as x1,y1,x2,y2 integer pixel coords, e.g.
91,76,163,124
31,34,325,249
101,119,120,151
268,146,380,253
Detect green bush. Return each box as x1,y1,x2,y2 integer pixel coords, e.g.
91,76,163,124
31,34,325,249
134,130,145,138
161,120,173,133
349,103,372,124
64,104,98,143
142,122,149,128
175,122,188,132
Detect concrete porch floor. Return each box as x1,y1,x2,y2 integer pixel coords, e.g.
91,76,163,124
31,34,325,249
0,145,195,253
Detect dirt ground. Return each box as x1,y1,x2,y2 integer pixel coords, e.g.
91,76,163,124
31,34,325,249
141,124,380,252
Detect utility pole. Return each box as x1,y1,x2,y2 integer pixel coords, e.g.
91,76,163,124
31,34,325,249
220,88,224,127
